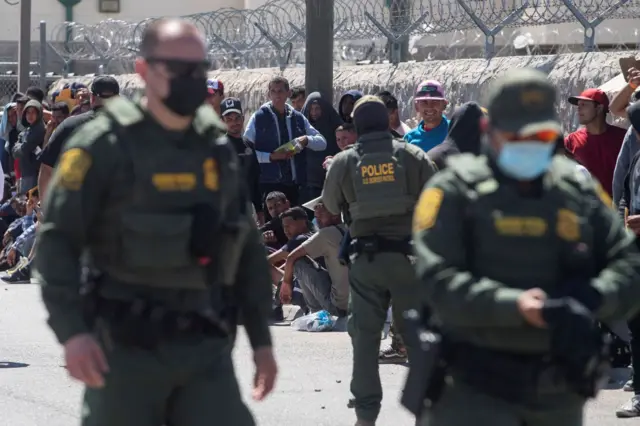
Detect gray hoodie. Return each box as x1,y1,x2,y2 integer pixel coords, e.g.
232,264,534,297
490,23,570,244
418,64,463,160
12,100,45,178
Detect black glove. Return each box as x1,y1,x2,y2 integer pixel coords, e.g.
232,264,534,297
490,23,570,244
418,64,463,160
559,280,603,313
542,297,610,398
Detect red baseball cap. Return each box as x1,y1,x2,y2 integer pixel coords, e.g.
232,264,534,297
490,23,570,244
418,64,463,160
207,79,224,96
568,88,609,111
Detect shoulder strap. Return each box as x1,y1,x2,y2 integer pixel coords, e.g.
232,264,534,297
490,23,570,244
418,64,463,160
102,97,145,127
447,154,493,188
333,224,346,237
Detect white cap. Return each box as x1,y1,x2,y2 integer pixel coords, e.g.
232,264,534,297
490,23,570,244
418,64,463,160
302,196,322,211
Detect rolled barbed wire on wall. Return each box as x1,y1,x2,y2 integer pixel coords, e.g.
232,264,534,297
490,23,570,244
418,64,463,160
45,0,640,70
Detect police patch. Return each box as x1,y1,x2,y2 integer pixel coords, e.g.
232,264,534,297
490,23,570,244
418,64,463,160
556,209,580,241
413,188,444,232
203,158,219,191
58,148,92,191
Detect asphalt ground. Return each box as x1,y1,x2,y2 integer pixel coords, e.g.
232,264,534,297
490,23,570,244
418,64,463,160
0,283,635,426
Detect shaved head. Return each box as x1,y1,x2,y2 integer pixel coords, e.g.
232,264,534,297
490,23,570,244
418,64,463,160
139,18,206,60
135,17,210,121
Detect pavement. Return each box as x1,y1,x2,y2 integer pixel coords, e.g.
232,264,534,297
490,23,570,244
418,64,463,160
0,282,636,426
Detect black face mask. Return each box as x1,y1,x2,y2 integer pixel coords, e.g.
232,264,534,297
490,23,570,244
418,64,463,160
162,76,207,117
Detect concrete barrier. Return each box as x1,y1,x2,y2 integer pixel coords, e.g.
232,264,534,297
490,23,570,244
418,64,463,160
51,51,638,131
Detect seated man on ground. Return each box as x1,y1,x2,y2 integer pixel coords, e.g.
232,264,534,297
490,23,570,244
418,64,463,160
259,191,291,251
3,200,40,284
279,197,349,318
2,189,38,282
267,206,315,319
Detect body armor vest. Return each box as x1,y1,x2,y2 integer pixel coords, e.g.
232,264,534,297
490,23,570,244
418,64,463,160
348,132,416,221
448,154,597,297
90,98,236,290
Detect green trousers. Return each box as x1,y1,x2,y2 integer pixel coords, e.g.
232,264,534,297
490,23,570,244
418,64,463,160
82,335,255,426
348,252,420,422
419,380,584,426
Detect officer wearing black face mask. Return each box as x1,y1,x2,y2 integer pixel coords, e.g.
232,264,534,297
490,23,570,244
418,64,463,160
36,18,277,426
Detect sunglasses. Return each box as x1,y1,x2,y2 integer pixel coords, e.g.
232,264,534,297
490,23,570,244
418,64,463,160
504,130,559,143
146,58,211,77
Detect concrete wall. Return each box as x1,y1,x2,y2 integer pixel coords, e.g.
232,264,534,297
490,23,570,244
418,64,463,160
51,51,637,133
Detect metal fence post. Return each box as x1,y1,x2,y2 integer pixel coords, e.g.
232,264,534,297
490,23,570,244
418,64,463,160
364,11,429,65
39,21,47,92
18,0,32,92
456,0,530,59
561,0,630,52
253,23,293,71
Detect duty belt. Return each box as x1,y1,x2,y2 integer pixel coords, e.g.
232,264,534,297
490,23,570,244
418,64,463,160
349,236,412,261
95,297,230,350
451,343,568,403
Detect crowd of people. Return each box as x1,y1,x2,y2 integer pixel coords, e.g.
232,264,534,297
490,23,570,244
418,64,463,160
1,63,640,418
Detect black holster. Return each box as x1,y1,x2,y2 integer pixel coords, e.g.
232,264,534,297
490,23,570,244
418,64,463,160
338,230,352,266
349,236,412,262
400,308,447,418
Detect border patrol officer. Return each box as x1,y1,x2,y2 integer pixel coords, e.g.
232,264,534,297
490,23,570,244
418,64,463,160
36,19,277,426
413,68,640,426
323,95,437,426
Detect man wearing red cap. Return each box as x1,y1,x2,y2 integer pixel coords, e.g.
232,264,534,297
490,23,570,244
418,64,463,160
206,79,224,116
565,88,626,197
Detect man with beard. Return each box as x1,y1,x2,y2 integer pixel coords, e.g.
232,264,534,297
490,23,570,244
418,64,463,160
338,90,363,123
220,97,264,225
404,80,450,152
565,88,626,197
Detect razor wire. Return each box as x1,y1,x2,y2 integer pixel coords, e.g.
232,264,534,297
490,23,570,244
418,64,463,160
46,0,640,71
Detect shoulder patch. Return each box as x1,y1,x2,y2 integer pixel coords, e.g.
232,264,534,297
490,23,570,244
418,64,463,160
447,154,492,185
413,187,444,232
103,97,144,126
64,115,112,150
58,148,92,190
193,105,226,136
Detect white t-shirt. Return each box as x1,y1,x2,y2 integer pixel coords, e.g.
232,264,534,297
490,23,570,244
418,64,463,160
394,122,412,136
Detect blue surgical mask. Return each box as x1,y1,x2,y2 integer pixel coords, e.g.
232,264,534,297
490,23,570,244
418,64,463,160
496,142,555,180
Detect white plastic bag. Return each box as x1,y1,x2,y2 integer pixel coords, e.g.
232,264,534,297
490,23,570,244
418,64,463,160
291,310,335,332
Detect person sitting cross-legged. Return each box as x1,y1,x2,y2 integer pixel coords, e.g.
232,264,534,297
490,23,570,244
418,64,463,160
278,197,349,318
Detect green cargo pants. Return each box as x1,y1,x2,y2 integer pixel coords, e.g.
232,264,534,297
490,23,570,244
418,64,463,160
419,380,584,426
348,251,421,423
82,334,255,426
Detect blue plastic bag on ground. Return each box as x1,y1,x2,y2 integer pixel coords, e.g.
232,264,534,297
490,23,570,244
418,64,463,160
291,309,335,332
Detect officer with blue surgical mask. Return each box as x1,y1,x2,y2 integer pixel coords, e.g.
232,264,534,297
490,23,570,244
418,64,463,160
411,67,640,426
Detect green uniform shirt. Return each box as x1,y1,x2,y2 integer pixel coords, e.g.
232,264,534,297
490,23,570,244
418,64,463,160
36,100,273,350
413,153,640,353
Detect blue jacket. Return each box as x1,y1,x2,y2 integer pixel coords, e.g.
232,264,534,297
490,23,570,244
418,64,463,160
613,126,640,206
244,102,327,185
404,117,450,152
